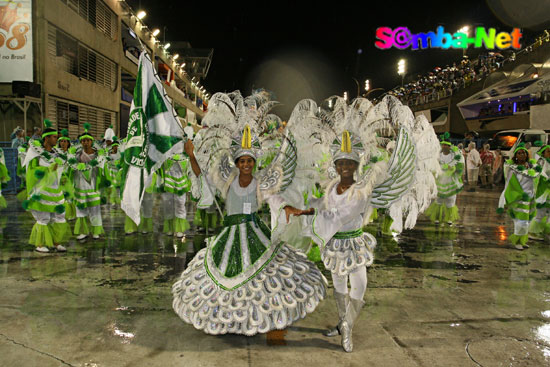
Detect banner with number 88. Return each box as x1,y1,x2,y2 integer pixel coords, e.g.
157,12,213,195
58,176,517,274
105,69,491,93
0,1,33,82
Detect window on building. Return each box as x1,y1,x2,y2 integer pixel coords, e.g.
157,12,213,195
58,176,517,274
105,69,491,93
54,29,78,75
62,0,117,40
48,97,116,139
48,24,118,91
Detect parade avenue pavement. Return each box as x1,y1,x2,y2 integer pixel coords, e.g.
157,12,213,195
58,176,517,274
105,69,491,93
1,187,549,366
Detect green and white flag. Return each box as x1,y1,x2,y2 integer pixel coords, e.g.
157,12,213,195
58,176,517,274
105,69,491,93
121,51,184,224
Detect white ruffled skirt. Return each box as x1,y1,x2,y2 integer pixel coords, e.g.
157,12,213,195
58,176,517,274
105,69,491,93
172,244,327,335
321,232,377,277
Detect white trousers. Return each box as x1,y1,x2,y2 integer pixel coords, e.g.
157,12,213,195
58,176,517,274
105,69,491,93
31,210,66,225
436,195,456,208
331,266,367,300
162,193,187,220
534,207,550,222
76,206,102,227
142,192,154,218
513,219,529,236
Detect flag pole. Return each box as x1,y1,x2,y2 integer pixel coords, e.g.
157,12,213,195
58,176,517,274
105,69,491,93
134,40,224,220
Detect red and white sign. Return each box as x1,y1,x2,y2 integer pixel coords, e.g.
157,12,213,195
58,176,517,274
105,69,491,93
0,0,33,82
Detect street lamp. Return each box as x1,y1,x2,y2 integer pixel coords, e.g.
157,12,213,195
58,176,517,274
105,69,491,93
343,91,348,101
365,79,370,92
136,10,146,20
152,28,160,37
163,43,171,50
397,59,406,86
457,26,469,56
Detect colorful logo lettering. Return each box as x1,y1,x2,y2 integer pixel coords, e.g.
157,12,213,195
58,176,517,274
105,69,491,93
375,26,522,50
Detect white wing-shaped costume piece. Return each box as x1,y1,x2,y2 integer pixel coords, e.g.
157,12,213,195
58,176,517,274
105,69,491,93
294,95,440,278
367,97,441,232
370,126,416,209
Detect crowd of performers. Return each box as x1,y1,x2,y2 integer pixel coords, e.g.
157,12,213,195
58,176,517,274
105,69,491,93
425,132,550,250
5,91,550,352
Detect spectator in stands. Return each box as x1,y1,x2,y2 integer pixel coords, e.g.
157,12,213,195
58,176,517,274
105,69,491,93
480,144,494,189
466,142,482,192
11,127,25,149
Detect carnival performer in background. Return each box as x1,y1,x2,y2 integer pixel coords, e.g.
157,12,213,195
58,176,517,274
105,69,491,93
56,129,76,221
103,124,116,149
104,136,122,206
425,132,464,225
16,139,29,202
288,95,438,352
22,120,70,253
172,91,326,336
161,149,191,238
69,123,108,240
123,170,159,235
528,142,550,242
498,143,542,250
0,147,11,209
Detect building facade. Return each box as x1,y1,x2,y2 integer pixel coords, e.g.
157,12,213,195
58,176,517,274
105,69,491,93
0,0,210,141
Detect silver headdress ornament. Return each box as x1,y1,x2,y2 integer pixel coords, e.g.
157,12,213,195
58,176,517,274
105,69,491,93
331,130,364,163
230,124,262,161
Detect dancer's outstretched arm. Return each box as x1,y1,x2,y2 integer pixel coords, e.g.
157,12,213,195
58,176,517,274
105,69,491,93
184,140,201,177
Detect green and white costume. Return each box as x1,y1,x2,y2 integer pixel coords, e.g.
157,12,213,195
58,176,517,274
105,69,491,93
161,153,191,234
173,172,326,335
0,148,10,209
425,145,464,224
293,95,439,352
172,91,327,336
104,150,122,205
124,171,159,234
16,143,28,202
529,146,550,240
499,158,542,246
68,147,108,237
23,142,70,248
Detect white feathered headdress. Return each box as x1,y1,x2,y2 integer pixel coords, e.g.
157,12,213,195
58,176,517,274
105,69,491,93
193,90,282,170
289,95,440,231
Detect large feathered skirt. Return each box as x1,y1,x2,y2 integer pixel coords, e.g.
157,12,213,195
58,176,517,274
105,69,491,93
172,242,327,335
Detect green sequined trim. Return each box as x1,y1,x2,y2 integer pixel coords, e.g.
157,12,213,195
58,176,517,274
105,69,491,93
333,228,363,239
204,241,283,291
246,222,267,264
225,227,243,278
211,227,230,267
311,209,325,247
223,212,260,227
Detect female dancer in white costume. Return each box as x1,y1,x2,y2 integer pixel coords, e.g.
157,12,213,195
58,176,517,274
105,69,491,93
286,95,439,352
171,91,327,335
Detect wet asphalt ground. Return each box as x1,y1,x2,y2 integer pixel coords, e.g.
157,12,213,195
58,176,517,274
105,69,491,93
0,186,549,366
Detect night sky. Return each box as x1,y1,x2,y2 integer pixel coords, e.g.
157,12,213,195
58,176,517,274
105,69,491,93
126,0,542,117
